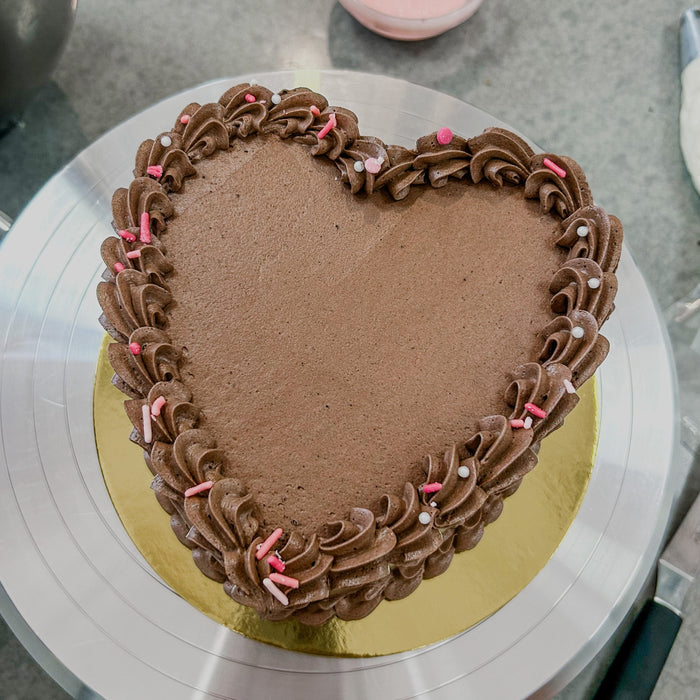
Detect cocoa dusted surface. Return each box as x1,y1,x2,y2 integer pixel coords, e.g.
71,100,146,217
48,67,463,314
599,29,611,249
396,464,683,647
162,136,565,535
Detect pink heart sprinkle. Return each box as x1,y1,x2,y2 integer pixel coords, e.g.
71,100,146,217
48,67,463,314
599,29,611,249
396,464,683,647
364,157,382,174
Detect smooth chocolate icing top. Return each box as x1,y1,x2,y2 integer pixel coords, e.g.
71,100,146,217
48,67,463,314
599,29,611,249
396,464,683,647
97,83,622,625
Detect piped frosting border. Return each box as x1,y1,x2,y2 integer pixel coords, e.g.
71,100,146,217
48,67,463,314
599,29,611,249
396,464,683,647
96,83,622,625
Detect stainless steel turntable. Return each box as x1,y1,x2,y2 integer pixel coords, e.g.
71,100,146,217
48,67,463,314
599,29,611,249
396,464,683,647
0,71,678,699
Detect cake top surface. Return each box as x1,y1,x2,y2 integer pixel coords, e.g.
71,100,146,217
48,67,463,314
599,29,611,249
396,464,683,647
162,135,565,536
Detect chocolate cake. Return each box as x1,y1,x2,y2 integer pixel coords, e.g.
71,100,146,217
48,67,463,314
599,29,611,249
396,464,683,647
97,83,622,625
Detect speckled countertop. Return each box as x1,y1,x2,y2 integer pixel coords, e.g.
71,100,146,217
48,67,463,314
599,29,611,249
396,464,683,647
1,1,699,698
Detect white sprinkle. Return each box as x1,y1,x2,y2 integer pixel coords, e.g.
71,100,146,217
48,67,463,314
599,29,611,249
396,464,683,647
588,277,601,289
571,326,584,338
249,78,258,85
186,527,197,540
458,465,470,478
430,501,438,508
564,379,576,394
353,160,365,173
576,225,589,237
160,135,172,147
377,156,385,165
263,577,289,606
523,416,533,430
271,93,281,105
142,403,152,443
418,512,431,525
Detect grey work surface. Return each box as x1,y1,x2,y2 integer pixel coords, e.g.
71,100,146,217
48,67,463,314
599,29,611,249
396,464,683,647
1,1,699,699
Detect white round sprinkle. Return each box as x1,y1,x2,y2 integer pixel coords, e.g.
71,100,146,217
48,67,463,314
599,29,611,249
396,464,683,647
458,465,470,478
160,135,172,147
576,225,589,237
523,416,533,430
571,326,584,338
588,277,601,289
271,93,281,105
353,160,365,173
430,501,438,508
418,512,431,525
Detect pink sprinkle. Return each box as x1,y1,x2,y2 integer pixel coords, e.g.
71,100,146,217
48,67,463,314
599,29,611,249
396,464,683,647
142,404,152,444
114,262,125,273
184,481,214,498
563,379,576,394
267,555,286,573
543,158,567,178
523,416,533,430
269,572,300,589
364,157,382,174
126,250,141,259
180,114,190,124
150,395,166,417
256,527,283,560
262,578,289,606
310,105,321,116
244,93,256,103
317,112,337,140
422,482,442,494
510,419,525,429
118,229,136,242
129,342,141,355
524,402,548,418
140,211,151,244
146,165,163,178
437,127,453,145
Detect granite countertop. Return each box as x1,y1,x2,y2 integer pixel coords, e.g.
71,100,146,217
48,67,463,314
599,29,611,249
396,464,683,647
1,1,699,698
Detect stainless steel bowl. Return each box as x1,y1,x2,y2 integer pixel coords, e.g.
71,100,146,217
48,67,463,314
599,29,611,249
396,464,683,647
0,0,77,132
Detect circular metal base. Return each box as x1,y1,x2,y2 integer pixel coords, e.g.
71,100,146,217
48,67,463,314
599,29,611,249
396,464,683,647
0,70,678,699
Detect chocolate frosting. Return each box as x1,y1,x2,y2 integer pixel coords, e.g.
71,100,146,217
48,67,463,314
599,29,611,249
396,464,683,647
97,84,622,625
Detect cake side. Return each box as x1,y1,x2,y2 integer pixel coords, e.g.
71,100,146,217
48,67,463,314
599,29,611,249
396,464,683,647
96,83,622,625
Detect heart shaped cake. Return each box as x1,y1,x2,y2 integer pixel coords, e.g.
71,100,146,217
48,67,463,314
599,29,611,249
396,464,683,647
97,83,622,625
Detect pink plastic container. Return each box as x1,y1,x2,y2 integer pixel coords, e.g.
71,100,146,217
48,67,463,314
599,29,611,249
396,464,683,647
338,0,484,41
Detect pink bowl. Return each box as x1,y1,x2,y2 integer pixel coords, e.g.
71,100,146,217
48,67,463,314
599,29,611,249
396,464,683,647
338,0,484,41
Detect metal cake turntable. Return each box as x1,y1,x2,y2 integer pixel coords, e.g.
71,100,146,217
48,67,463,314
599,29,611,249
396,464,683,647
0,71,678,699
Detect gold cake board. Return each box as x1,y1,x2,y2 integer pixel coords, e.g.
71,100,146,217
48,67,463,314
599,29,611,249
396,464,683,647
94,335,598,657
